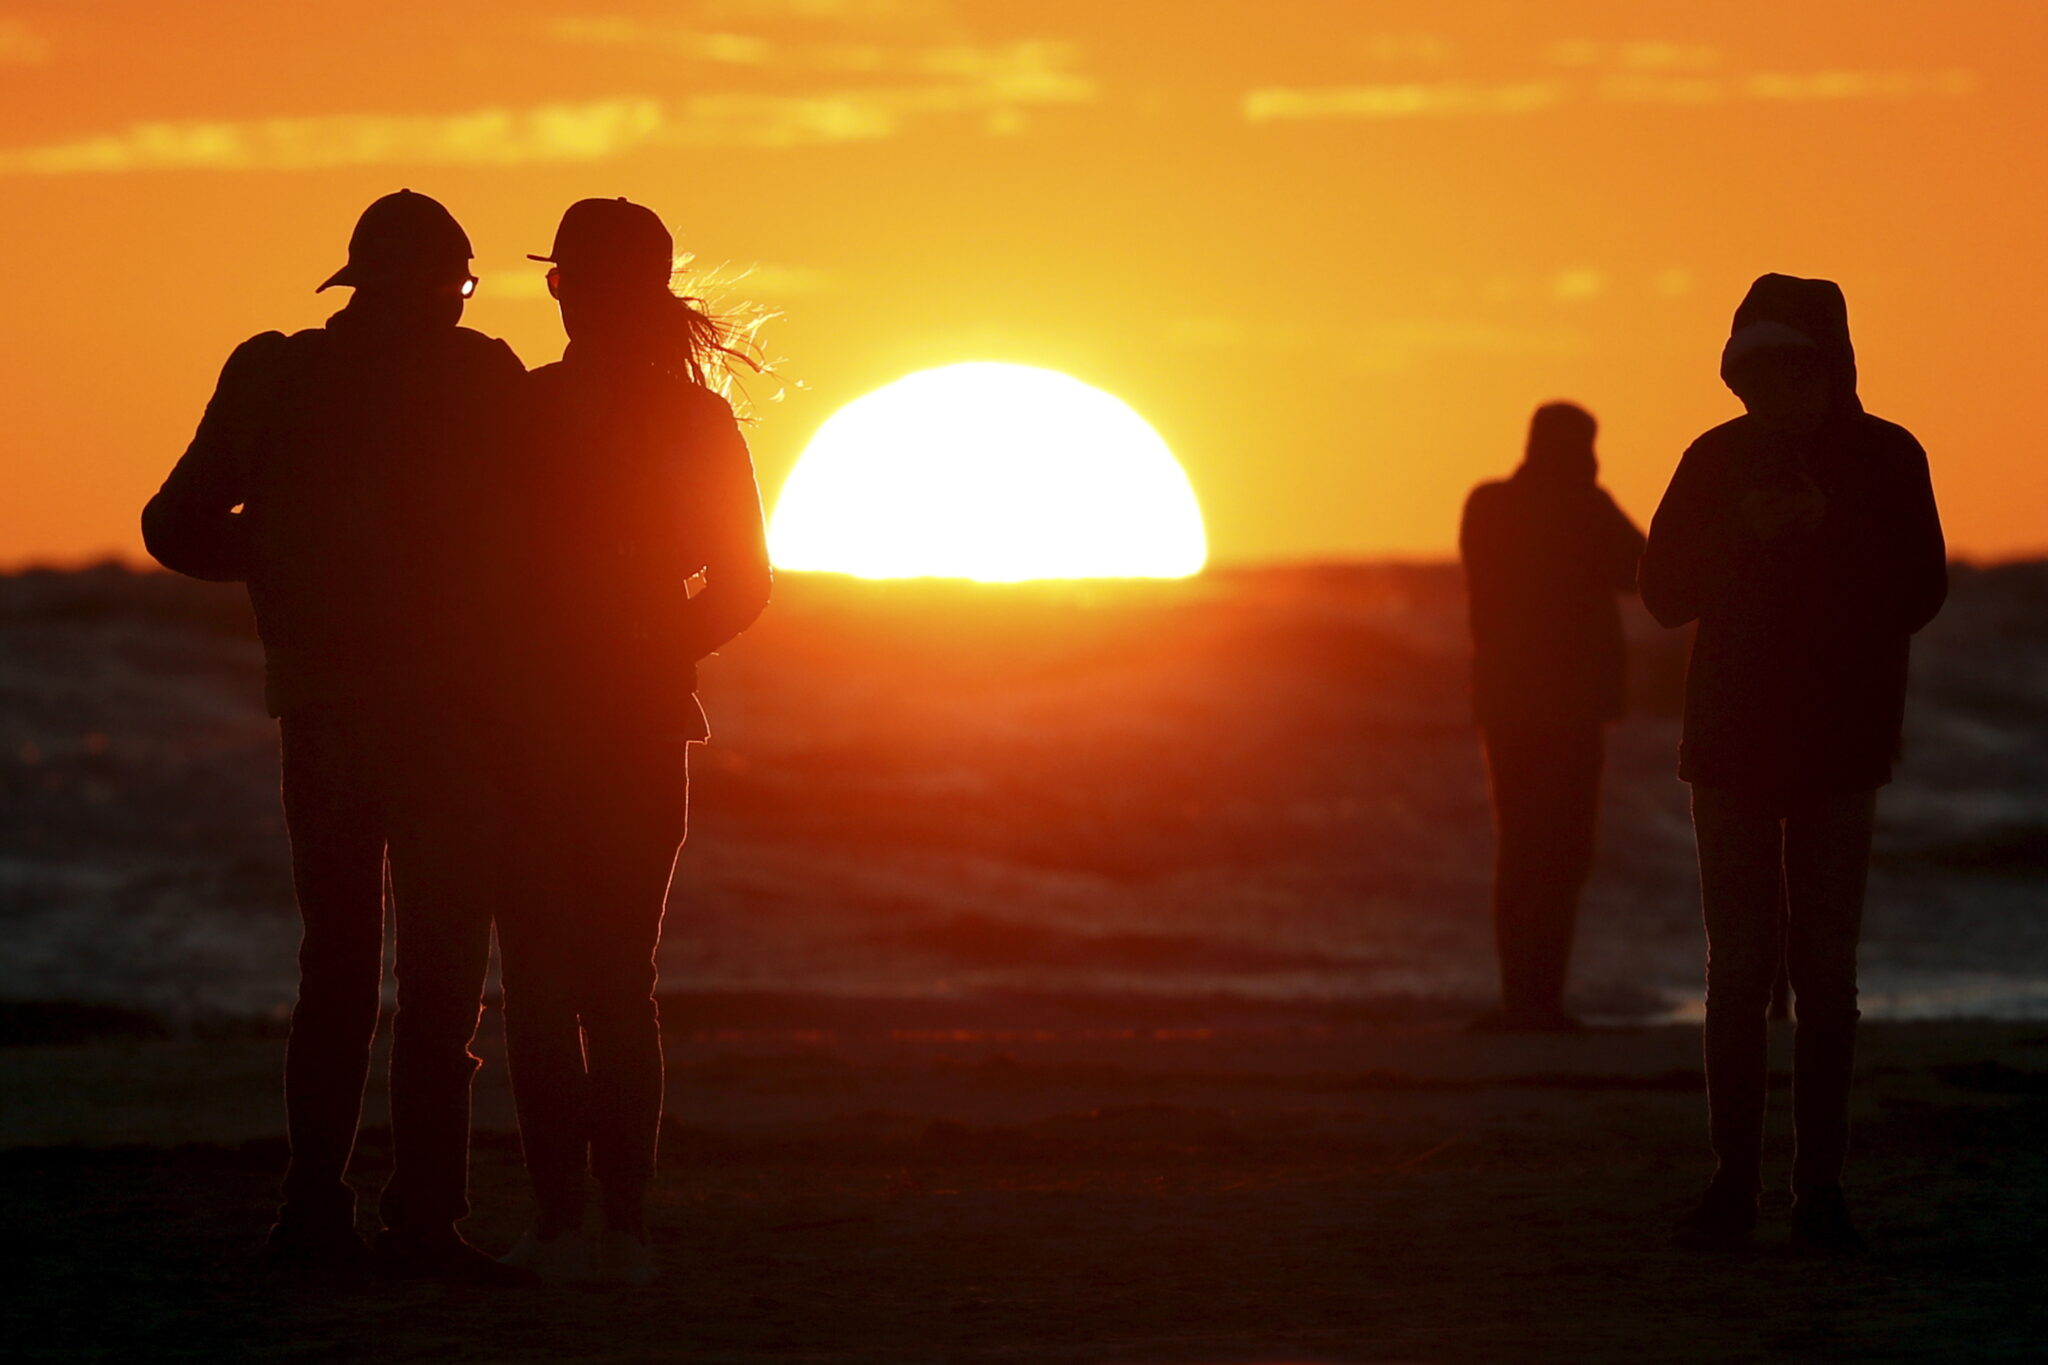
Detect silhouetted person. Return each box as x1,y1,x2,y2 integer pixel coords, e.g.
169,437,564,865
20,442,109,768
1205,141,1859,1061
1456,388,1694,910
491,199,771,1287
1460,403,1645,1032
1643,274,1945,1253
142,191,532,1284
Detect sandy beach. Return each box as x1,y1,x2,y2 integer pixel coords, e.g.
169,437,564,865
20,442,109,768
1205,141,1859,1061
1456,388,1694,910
8,1001,2046,1364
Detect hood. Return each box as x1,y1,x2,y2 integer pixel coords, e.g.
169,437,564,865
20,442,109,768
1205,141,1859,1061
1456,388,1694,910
1721,272,1861,414
1517,401,1599,485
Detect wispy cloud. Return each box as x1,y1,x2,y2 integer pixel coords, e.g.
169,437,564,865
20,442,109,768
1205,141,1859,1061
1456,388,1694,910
546,17,1093,95
0,17,51,64
1247,60,1977,123
0,56,1096,176
1245,81,1562,122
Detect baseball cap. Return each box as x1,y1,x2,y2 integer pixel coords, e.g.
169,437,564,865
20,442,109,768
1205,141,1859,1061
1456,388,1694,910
317,189,474,293
528,197,674,285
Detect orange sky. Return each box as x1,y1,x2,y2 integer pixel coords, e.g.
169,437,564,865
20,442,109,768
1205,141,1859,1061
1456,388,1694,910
3,0,2044,568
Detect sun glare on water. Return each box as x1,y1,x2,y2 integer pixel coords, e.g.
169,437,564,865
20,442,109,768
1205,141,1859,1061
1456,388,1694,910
768,363,1207,581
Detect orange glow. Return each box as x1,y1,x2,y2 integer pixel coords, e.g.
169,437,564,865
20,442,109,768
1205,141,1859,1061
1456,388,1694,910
3,3,2045,567
769,363,1206,581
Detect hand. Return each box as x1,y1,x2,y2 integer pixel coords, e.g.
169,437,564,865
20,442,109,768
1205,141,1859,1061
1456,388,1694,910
1740,477,1828,541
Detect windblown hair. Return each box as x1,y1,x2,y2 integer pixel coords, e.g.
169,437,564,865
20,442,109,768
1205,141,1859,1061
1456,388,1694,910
656,256,779,418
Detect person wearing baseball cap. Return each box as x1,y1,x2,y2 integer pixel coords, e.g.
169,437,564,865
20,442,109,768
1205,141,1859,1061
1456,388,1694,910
143,189,532,1285
1643,274,1947,1254
490,198,771,1287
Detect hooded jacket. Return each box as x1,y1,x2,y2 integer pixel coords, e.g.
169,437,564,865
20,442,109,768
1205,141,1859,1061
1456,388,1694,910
1461,430,1646,729
142,307,525,716
1639,274,1947,791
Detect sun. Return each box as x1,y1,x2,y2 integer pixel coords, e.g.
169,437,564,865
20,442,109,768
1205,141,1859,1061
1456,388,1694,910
768,363,1207,581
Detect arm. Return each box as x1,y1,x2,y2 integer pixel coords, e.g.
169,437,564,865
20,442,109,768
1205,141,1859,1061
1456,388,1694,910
1638,438,1723,628
1881,431,1947,635
1458,485,1504,649
679,401,773,662
1598,490,1648,595
141,333,286,581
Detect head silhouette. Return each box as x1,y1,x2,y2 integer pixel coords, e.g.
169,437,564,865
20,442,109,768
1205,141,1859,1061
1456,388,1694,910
1521,402,1598,484
1720,274,1858,433
531,197,676,349
318,189,476,329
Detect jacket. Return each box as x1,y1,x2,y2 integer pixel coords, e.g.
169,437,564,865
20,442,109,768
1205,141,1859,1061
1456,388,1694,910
1639,274,1946,790
142,307,525,715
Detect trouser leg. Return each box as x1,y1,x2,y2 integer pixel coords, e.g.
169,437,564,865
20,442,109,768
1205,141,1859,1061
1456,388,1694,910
1692,785,1787,1190
276,708,387,1230
583,836,681,1219
499,867,594,1232
1784,790,1875,1191
583,750,687,1220
1484,725,1600,1017
377,731,498,1236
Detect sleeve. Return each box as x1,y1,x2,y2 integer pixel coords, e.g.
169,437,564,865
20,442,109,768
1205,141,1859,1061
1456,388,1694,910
141,333,286,582
1638,439,1724,629
678,398,773,662
1458,485,1507,650
1600,490,1648,594
1881,431,1947,635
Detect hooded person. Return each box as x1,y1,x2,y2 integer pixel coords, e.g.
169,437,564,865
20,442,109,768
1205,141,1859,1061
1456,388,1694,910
142,190,534,1284
1459,402,1646,1032
1641,273,1946,1253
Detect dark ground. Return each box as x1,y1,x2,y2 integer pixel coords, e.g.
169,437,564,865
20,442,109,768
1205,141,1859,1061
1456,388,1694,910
8,1010,2047,1364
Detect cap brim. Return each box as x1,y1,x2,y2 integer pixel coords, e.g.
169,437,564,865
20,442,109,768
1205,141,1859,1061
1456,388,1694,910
315,265,352,293
525,253,556,263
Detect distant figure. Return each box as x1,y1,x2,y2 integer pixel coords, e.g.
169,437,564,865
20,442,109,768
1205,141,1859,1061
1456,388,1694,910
1460,403,1646,1032
1643,274,1946,1253
142,191,532,1285
492,199,772,1288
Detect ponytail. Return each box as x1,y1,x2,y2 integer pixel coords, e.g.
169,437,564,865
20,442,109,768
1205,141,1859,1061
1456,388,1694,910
654,266,776,416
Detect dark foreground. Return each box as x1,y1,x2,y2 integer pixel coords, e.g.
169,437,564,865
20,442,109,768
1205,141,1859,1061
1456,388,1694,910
7,1010,2047,1364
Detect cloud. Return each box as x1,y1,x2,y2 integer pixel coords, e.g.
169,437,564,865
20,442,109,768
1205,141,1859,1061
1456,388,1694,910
546,16,1091,91
0,100,667,175
0,18,51,64
1244,81,1562,122
1743,68,1978,101
1545,39,1720,71
1246,64,1978,123
0,54,1096,176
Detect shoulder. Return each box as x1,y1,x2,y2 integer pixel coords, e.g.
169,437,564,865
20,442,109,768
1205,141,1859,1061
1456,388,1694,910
447,326,526,375
672,379,738,421
1850,412,1926,458
221,329,293,371
1684,416,1751,457
1463,479,1512,513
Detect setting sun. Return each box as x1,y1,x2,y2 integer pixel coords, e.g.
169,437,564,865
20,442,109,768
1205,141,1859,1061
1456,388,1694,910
767,363,1207,582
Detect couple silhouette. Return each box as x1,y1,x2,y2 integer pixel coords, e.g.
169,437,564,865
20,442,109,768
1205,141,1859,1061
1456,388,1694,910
143,190,770,1286
1459,274,1947,1252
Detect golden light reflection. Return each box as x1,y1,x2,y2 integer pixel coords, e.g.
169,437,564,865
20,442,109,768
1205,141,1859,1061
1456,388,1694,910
768,362,1207,581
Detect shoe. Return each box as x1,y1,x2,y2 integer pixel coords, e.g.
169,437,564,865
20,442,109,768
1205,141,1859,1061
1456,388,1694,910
500,1228,596,1285
1671,1178,1758,1252
373,1228,542,1287
265,1219,373,1282
1791,1184,1868,1255
591,1228,659,1288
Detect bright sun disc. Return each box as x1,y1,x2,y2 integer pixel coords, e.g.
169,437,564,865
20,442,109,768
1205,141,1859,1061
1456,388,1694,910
768,362,1207,581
